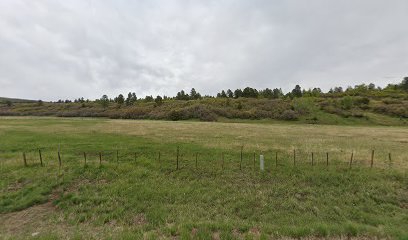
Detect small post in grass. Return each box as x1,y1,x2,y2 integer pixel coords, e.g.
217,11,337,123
23,152,27,167
326,152,329,166
275,151,278,168
39,149,43,167
58,151,62,170
99,152,102,166
388,153,392,168
222,152,225,170
260,154,264,171
83,152,87,166
240,146,243,170
293,149,296,166
370,150,374,168
311,152,314,166
176,146,179,170
195,153,198,169
158,151,161,169
253,151,256,170
349,151,353,169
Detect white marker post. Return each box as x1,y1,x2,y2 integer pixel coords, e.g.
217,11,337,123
260,154,264,171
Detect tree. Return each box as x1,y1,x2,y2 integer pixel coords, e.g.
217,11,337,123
220,90,227,98
272,88,283,99
144,95,154,102
234,89,243,98
190,88,201,100
401,77,408,91
99,95,109,108
125,92,137,106
334,87,343,93
242,87,258,98
260,88,273,99
291,85,302,98
176,90,189,100
154,95,163,105
5,100,12,107
115,94,125,105
226,89,233,98
368,83,376,90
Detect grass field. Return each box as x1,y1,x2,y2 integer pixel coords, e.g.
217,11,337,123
0,117,407,239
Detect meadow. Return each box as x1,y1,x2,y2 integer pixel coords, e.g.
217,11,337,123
0,117,407,239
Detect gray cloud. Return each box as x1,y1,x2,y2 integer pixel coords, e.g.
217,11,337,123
0,0,407,101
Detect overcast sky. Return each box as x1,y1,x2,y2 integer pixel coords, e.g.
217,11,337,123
0,0,407,101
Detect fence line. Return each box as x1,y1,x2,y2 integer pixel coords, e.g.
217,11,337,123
0,146,405,172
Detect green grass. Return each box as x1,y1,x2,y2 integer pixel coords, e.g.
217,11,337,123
0,117,407,239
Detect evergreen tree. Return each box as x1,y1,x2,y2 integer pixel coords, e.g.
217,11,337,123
291,85,302,98
226,89,233,98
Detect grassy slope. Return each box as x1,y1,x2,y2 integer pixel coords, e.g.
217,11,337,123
0,117,407,239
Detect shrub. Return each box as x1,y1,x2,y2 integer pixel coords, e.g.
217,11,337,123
340,96,353,110
279,110,299,120
168,110,185,121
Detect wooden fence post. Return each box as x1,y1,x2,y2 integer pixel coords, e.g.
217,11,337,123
275,151,278,167
326,152,329,166
253,151,256,170
370,150,374,168
196,153,198,169
23,152,27,167
222,152,225,170
388,153,392,168
240,146,243,170
158,151,161,168
176,146,179,170
349,152,353,169
83,152,87,166
293,149,296,166
39,149,43,167
58,151,62,169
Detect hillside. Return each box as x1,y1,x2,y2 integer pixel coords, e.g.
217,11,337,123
1,81,407,126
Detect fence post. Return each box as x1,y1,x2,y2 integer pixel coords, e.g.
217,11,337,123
370,150,374,168
253,151,256,170
23,152,27,167
388,153,392,168
240,146,243,170
293,149,296,166
83,152,87,166
58,151,62,170
222,152,225,170
158,151,161,168
275,151,278,167
195,153,198,169
39,149,43,167
176,146,179,170
260,154,264,171
99,152,102,166
326,152,329,166
349,152,353,169
311,152,314,166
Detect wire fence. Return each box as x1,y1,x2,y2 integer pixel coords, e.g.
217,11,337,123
0,145,405,173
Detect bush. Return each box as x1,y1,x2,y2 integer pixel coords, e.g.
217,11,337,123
340,96,353,110
168,110,185,121
279,110,299,120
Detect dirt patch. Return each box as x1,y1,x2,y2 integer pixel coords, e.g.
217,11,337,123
0,201,56,238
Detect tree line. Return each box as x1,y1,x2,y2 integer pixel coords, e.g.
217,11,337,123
56,77,407,106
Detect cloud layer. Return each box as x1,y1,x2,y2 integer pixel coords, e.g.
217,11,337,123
0,0,407,100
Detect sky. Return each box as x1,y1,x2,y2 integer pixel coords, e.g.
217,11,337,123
0,0,407,101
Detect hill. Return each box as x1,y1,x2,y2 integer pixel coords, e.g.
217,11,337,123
0,79,407,126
